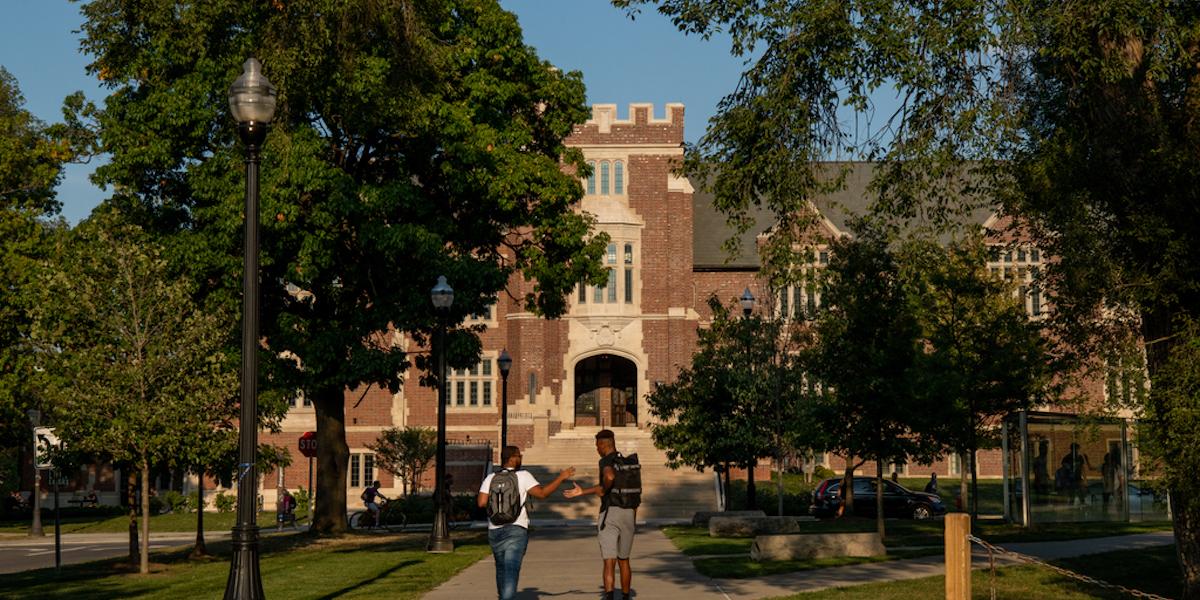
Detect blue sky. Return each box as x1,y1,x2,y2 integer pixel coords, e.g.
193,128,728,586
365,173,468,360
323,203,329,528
0,1,748,224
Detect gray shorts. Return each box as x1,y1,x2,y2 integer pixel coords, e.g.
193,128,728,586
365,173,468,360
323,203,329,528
598,506,636,559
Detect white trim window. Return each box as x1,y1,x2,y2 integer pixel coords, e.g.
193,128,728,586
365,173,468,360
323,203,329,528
988,244,1045,318
349,452,375,488
448,356,496,408
577,241,637,305
582,160,628,197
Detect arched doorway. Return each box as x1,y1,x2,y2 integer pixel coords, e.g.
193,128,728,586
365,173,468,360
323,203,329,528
574,354,638,427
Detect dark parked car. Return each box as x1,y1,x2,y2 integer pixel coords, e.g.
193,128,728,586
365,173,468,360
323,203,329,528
810,477,947,520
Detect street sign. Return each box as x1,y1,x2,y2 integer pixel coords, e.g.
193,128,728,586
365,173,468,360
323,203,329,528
298,431,317,458
33,427,59,470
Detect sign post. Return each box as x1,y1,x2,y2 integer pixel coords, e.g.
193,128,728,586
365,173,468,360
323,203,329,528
298,432,317,513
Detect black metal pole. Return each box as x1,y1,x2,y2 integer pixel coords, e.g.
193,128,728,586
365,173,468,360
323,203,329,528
307,457,313,518
53,470,61,571
500,370,509,451
225,122,266,599
428,322,452,553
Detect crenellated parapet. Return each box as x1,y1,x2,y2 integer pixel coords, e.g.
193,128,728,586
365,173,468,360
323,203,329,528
567,103,685,147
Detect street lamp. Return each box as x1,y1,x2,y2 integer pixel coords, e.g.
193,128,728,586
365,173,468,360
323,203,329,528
224,57,276,600
26,409,43,537
498,350,513,451
740,287,756,317
428,276,454,553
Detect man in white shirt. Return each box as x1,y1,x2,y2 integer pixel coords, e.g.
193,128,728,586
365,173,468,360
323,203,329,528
477,446,575,600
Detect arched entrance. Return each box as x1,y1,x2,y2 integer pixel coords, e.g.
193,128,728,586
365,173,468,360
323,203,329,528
574,354,638,427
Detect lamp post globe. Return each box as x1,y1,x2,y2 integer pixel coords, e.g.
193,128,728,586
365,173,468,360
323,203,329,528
498,350,512,451
428,276,454,553
224,56,275,600
740,287,756,317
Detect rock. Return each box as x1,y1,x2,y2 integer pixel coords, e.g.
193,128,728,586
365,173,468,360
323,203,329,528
707,515,815,537
750,532,886,561
691,510,766,527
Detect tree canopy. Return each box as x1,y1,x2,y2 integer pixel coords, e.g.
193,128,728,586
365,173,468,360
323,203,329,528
77,0,608,533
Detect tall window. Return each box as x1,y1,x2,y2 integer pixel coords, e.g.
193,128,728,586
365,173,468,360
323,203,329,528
586,161,596,195
614,161,624,194
987,244,1045,318
448,357,495,407
350,452,375,487
624,243,634,304
578,241,636,305
600,161,610,195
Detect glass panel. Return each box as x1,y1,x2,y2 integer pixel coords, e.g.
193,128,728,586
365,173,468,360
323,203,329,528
350,455,361,487
614,160,624,194
819,251,829,264
594,279,604,303
607,243,617,264
624,268,633,303
600,161,610,194
364,454,374,484
780,288,789,319
587,161,596,195
607,268,617,302
579,281,586,303
470,362,479,376
482,359,492,376
1018,248,1027,261
456,381,465,406
624,243,633,264
470,381,478,405
483,381,492,406
1031,248,1040,262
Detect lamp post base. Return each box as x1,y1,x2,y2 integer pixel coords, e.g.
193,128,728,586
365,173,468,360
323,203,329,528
426,511,454,553
223,525,265,599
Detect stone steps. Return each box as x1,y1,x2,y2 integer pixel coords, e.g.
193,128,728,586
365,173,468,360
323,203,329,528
518,426,717,521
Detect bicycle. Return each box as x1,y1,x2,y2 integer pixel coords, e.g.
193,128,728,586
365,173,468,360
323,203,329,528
349,499,407,532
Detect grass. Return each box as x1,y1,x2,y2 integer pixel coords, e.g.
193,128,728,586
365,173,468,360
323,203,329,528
0,510,295,536
775,544,1181,599
0,529,490,599
694,548,943,579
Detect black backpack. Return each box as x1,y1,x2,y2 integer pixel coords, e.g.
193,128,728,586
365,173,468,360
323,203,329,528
487,469,523,526
606,453,642,509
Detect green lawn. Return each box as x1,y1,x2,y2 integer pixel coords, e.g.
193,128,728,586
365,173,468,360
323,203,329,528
777,544,1181,600
0,510,295,535
0,529,490,599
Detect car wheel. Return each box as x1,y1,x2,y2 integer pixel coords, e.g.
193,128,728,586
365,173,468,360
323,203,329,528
912,504,932,520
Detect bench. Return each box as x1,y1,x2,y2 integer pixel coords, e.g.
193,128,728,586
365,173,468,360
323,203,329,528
751,532,886,561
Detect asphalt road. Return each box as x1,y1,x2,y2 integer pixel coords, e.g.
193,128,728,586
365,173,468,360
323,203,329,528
0,532,225,574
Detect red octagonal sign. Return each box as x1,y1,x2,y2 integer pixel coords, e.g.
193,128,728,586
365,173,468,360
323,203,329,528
298,431,317,458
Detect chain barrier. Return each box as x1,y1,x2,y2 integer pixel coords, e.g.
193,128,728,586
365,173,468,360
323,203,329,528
966,534,1172,600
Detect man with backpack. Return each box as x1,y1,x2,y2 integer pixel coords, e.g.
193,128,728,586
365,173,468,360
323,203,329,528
564,429,641,600
477,445,575,600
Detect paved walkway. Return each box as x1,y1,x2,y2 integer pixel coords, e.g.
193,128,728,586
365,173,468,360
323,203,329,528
423,526,1175,599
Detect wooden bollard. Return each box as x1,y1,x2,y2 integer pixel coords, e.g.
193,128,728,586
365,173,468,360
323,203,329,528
945,513,971,600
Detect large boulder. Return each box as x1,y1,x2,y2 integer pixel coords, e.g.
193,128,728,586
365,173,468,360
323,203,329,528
750,532,886,562
708,515,816,537
691,510,766,527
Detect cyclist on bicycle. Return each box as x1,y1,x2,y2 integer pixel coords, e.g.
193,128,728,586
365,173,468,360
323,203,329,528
361,481,388,525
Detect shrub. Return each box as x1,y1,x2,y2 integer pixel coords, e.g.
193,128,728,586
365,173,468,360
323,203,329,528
293,487,310,513
149,495,165,515
161,490,189,513
187,491,202,511
813,465,836,481
214,491,236,513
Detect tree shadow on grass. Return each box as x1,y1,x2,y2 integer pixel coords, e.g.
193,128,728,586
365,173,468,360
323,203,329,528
311,559,421,599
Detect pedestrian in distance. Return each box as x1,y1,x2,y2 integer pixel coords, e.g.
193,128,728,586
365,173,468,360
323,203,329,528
564,429,642,600
924,472,939,495
477,445,575,600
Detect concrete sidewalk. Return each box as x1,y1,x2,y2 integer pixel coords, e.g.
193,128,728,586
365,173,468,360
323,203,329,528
423,525,1176,599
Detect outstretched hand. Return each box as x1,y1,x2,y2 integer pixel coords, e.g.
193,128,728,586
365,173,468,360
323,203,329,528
563,482,584,499
559,466,576,480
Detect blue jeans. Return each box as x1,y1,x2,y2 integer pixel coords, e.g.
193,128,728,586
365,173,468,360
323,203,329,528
488,525,529,600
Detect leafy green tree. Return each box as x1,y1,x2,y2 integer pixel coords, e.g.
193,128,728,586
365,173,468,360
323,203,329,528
30,212,238,574
648,296,806,511
0,67,94,450
369,426,436,497
900,235,1050,520
807,220,935,539
77,0,608,533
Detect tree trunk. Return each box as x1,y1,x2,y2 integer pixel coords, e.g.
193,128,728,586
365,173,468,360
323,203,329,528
1171,490,1200,599
191,469,208,558
127,470,138,567
722,462,731,511
776,454,785,517
746,459,757,510
959,451,969,514
311,385,349,535
140,462,150,574
969,447,980,520
841,457,856,517
876,461,886,542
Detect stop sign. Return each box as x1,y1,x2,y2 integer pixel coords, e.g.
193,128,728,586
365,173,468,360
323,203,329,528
298,431,317,458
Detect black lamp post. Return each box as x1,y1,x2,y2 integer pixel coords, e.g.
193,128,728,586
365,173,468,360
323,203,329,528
224,57,276,600
498,350,512,451
27,409,43,537
740,287,755,317
428,276,454,553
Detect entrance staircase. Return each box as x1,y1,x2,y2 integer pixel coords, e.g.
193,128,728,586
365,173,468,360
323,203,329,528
519,426,717,522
